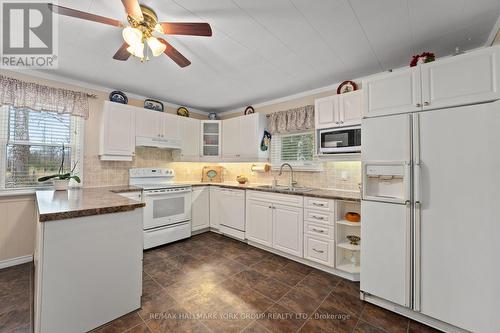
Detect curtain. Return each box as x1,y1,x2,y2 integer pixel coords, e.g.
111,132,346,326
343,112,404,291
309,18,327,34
0,75,90,118
268,105,314,134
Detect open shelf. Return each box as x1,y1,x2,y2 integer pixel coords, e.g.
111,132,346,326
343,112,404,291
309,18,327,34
337,220,361,227
336,263,360,274
337,242,360,251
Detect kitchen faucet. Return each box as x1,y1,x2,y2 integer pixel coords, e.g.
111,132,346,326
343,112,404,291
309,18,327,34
278,163,297,188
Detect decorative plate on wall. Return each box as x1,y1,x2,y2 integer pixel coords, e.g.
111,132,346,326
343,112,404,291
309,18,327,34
177,107,190,117
109,91,128,104
337,81,358,94
144,99,164,112
244,106,255,115
202,166,223,183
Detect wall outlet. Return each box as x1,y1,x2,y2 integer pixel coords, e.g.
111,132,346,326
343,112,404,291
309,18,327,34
341,170,349,181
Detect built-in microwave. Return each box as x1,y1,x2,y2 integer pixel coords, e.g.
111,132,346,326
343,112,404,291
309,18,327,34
318,126,361,154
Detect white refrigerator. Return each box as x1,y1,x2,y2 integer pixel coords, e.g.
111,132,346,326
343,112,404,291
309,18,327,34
360,100,500,333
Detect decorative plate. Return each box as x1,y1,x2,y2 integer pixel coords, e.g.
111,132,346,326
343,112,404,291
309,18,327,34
144,99,164,112
208,112,217,120
109,91,128,104
207,170,217,179
337,81,358,94
177,107,190,117
244,106,255,115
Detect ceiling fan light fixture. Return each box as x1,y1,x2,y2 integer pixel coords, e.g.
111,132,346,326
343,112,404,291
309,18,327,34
126,42,144,59
122,26,142,46
147,37,166,57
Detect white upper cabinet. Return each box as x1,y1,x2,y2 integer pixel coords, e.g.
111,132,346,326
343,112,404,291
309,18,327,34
162,113,180,140
315,91,362,129
339,90,363,127
136,109,162,138
200,120,221,160
363,45,500,118
363,67,422,118
421,46,500,110
178,117,200,161
99,101,136,161
221,113,268,161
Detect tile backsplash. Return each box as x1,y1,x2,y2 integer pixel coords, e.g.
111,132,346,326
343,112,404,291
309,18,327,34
83,148,361,192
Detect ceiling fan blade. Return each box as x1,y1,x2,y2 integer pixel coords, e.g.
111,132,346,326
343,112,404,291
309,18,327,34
121,0,143,20
113,43,131,61
157,38,191,68
159,23,212,37
47,4,123,27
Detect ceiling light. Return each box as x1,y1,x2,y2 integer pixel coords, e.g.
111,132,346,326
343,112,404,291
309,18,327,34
147,37,166,57
122,27,142,46
127,42,144,59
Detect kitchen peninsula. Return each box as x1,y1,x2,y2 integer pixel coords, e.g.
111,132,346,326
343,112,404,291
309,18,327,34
34,187,145,333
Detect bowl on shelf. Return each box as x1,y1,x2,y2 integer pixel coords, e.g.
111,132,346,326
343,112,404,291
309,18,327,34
346,235,361,245
345,212,360,222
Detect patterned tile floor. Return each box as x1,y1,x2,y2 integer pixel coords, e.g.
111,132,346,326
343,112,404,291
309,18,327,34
0,232,442,333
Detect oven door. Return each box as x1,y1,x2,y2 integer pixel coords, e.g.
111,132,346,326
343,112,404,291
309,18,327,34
143,189,192,230
319,126,361,154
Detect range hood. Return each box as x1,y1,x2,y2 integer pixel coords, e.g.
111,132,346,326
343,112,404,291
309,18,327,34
136,136,181,149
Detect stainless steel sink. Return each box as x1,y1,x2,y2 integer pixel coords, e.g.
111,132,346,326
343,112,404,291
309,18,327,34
255,185,314,193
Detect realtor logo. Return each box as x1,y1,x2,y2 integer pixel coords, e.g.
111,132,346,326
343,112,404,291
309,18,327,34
1,1,58,68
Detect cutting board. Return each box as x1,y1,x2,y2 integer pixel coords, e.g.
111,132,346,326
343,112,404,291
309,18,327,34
201,166,224,183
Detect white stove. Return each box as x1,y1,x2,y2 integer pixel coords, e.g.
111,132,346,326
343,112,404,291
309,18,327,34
129,168,192,249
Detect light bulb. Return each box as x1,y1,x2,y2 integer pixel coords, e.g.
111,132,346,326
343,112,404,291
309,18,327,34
122,27,142,46
147,37,166,57
127,42,144,59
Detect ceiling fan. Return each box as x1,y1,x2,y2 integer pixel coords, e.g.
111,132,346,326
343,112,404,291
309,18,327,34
47,0,212,67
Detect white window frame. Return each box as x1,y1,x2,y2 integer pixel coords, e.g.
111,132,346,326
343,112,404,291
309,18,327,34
270,131,322,172
0,105,85,191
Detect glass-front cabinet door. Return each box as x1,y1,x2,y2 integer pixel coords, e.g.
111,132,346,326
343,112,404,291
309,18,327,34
200,120,221,159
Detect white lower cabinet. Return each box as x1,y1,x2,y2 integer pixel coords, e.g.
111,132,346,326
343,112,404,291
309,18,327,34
245,191,303,257
209,186,220,230
191,187,210,232
272,204,303,257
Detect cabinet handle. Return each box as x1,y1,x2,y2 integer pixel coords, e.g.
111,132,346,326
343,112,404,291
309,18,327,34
312,228,325,233
424,101,430,106
416,103,422,107
312,215,325,220
312,248,324,253
312,203,325,207
268,206,272,209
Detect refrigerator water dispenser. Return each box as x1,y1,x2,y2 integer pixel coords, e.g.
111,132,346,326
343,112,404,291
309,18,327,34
363,163,410,203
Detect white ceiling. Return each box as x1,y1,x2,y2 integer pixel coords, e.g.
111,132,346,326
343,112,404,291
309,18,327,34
38,0,500,112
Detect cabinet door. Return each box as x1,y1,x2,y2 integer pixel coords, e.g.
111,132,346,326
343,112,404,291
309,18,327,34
315,96,339,129
363,67,422,117
100,102,135,159
239,114,259,159
421,46,500,110
201,121,221,158
339,90,362,126
162,113,181,140
221,117,240,158
191,187,210,231
272,204,303,257
245,199,273,247
209,186,220,229
179,117,200,161
135,109,161,138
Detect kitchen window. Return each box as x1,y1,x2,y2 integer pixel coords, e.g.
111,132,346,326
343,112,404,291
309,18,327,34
270,131,321,171
0,106,84,190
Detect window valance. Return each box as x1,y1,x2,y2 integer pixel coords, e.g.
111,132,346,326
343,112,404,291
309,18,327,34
0,75,90,119
267,105,314,134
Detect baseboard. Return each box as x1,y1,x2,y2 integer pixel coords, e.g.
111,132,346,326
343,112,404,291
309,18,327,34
0,255,33,269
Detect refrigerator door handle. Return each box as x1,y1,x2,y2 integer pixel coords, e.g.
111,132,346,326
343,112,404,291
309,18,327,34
414,164,422,203
413,201,422,311
405,199,412,308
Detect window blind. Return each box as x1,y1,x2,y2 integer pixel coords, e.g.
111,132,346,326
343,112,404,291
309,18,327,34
0,106,84,189
270,131,321,171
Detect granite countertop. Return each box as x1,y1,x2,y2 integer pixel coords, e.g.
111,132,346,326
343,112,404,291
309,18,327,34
175,181,360,202
36,185,145,222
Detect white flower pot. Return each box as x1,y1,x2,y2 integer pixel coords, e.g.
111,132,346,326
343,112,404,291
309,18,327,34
53,179,70,191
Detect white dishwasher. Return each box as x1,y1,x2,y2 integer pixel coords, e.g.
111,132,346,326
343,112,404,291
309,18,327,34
218,188,246,240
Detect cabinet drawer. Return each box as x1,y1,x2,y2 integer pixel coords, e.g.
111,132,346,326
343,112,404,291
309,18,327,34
304,209,335,225
304,235,334,267
304,197,334,212
247,190,303,208
304,222,334,239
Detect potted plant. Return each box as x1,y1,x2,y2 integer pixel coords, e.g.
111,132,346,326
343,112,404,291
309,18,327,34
37,144,81,191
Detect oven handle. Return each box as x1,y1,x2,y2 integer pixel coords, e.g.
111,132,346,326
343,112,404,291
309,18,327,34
144,189,191,196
